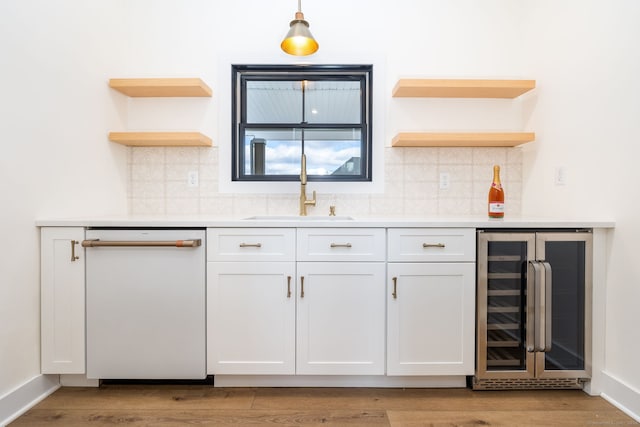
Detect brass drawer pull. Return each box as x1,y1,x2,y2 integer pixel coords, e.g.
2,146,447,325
239,243,262,248
330,243,352,248
423,243,445,248
300,276,305,298
392,277,398,299
287,276,292,298
70,240,80,261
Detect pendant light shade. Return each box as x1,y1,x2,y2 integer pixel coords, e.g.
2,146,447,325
281,1,318,56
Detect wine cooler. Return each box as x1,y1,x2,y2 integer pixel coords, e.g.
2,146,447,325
474,230,592,390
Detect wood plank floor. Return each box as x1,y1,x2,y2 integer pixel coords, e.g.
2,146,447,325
10,385,639,426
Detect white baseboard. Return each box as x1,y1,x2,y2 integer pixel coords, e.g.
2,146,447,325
600,371,640,423
0,374,60,427
213,374,467,388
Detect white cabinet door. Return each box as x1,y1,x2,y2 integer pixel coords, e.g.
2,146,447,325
296,262,386,375
207,262,296,375
387,262,475,376
41,227,85,374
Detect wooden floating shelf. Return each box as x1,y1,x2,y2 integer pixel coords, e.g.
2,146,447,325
109,78,212,97
391,132,536,147
392,79,536,99
108,132,213,147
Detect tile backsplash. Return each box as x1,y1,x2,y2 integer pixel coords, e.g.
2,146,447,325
128,146,522,217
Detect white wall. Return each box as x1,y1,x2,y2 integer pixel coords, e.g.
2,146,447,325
521,0,640,408
0,1,128,398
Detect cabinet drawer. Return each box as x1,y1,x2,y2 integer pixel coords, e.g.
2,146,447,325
388,228,475,262
207,228,295,262
297,228,386,262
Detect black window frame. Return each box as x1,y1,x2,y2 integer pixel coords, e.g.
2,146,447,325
232,64,373,182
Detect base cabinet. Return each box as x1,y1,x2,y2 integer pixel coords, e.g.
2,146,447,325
386,262,475,375
41,227,85,374
206,228,296,376
386,228,476,376
296,262,386,375
207,227,387,377
207,262,296,375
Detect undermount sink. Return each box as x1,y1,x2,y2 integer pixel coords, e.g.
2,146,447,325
243,215,354,221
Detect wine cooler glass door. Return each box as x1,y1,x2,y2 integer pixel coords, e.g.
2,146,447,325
535,233,592,379
477,233,536,379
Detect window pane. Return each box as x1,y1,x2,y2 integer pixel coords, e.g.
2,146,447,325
304,129,362,176
242,128,362,177
305,81,361,124
242,128,302,176
246,81,302,123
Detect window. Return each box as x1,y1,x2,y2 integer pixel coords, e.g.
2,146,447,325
232,65,372,182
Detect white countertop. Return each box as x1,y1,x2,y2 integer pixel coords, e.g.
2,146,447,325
35,215,615,229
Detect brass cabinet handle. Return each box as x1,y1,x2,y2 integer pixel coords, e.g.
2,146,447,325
330,243,352,248
423,243,445,248
70,240,80,261
300,276,305,298
287,276,292,298
392,277,398,299
239,242,262,248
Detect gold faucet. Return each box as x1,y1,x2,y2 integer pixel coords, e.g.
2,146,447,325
299,154,316,216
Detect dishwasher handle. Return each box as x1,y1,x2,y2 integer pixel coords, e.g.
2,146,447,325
82,239,202,248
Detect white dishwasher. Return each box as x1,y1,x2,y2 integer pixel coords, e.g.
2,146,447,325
83,228,206,380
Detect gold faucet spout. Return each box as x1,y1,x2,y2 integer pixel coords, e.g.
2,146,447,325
301,153,308,185
299,154,316,216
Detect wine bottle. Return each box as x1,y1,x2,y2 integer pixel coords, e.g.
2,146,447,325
488,165,505,218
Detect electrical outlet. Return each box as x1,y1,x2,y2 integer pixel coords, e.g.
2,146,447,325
554,167,567,186
439,172,450,190
187,171,199,187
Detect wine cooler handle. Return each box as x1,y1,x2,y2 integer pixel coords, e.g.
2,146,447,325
541,261,553,352
537,261,547,353
530,261,545,352
526,261,537,353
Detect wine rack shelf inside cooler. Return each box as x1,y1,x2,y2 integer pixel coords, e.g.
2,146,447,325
488,298,520,313
487,348,523,367
485,247,526,370
487,331,520,347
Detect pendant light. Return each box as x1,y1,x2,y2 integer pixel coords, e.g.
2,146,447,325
281,0,319,56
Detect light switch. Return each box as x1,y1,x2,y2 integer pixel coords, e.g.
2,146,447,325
554,167,567,186
188,171,199,187
439,172,450,190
